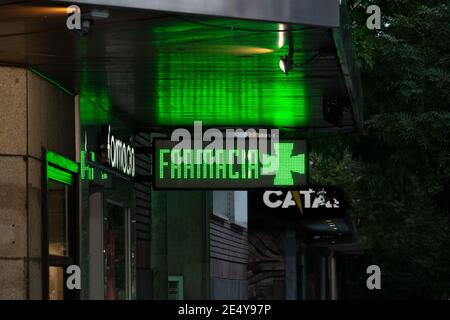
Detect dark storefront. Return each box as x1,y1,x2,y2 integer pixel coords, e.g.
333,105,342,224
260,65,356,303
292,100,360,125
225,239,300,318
79,125,137,299
248,189,362,300
0,0,362,300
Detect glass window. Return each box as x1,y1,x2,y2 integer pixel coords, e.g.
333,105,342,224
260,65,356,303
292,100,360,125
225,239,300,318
213,191,248,227
45,151,78,300
49,266,65,300
233,191,248,228
47,180,69,256
213,191,230,219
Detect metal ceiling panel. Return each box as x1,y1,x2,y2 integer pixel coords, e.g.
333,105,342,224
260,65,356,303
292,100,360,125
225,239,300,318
0,2,360,131
50,0,340,27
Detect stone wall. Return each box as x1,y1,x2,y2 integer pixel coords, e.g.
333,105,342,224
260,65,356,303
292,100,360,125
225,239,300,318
0,66,75,299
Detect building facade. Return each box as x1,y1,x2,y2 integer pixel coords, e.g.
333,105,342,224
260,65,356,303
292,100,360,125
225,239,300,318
0,0,361,300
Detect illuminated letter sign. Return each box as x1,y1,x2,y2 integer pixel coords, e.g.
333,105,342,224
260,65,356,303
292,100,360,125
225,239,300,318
249,189,347,219
153,139,307,189
106,126,135,177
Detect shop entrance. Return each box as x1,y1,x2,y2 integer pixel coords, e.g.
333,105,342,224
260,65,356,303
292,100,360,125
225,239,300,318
87,181,133,300
104,201,132,300
43,150,80,300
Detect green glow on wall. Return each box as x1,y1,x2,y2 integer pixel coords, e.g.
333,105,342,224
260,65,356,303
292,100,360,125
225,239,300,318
46,150,79,173
80,150,110,182
47,165,73,185
30,68,75,96
79,61,112,125
80,90,112,125
80,150,95,181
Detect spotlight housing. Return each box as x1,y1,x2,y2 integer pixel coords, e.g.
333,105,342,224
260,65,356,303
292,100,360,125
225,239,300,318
279,54,294,75
69,8,109,36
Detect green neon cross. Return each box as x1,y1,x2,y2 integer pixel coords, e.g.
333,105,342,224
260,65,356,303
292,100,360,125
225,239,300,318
261,142,305,186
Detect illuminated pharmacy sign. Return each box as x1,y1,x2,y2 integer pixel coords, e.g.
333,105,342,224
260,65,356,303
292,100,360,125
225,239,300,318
154,137,307,189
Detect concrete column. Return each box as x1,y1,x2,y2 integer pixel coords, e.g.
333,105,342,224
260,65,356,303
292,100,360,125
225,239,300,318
0,66,75,299
0,67,29,299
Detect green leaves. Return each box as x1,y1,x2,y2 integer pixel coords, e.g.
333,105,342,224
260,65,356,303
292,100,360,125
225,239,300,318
348,1,450,115
311,112,450,298
312,1,450,298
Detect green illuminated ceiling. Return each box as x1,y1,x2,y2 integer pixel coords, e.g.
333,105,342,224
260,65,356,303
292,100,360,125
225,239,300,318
155,47,309,127
78,16,333,128
152,19,311,127
79,38,113,125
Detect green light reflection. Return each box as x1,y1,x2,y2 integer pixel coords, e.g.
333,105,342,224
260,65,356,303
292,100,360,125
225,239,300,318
154,19,309,127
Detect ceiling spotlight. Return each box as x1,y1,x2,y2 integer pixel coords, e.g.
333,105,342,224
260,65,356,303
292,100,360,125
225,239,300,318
279,28,295,76
279,54,294,75
69,8,109,36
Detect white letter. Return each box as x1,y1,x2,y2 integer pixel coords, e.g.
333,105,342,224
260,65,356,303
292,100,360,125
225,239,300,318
263,191,283,208
66,265,81,290
300,189,314,208
107,126,111,164
229,128,257,165
282,191,296,208
193,121,203,163
110,135,116,167
366,265,381,290
126,145,131,175
366,5,381,30
172,128,191,164
66,5,81,30
204,128,223,164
